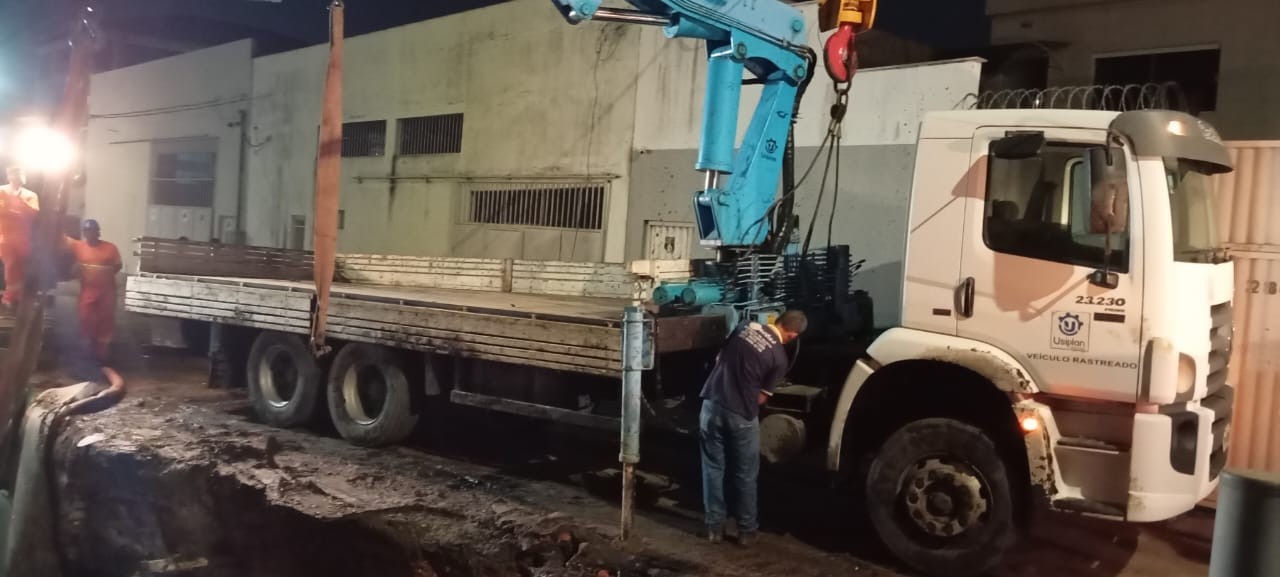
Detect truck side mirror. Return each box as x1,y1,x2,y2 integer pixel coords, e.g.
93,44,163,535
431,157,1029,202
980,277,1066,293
1087,147,1128,235
1086,146,1128,289
991,131,1046,160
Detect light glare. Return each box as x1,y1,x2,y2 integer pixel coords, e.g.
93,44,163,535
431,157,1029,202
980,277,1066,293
1020,416,1040,433
15,125,75,173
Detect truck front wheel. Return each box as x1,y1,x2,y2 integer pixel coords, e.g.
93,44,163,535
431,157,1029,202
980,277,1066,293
327,343,419,447
865,418,1017,577
247,332,323,428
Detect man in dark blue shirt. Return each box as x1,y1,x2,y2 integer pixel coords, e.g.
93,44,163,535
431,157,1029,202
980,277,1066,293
700,310,807,544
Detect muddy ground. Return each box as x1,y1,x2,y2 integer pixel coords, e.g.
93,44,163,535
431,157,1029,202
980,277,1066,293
31,309,1216,577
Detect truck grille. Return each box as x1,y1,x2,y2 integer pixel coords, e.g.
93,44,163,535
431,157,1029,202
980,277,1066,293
1205,302,1234,479
1207,302,1233,396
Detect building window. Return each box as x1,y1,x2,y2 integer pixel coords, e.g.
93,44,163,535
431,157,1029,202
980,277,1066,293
338,209,345,231
151,140,216,207
398,113,464,155
984,142,1129,272
1094,48,1220,114
341,120,386,157
289,215,306,250
463,183,606,231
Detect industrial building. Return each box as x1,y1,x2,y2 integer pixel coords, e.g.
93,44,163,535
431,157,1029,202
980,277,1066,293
987,0,1280,140
83,0,980,327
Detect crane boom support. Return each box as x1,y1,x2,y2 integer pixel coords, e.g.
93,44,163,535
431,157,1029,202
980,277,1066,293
551,0,807,248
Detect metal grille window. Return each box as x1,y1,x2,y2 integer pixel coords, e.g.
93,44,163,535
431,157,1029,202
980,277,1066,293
341,120,386,157
398,113,464,155
464,183,606,230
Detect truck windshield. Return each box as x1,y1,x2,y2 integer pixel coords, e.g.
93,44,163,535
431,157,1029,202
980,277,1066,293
1165,157,1225,263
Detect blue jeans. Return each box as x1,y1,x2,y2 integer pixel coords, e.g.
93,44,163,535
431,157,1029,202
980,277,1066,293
700,399,760,533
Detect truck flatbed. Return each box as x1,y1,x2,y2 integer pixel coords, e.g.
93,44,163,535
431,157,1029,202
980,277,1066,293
127,271,722,377
151,273,633,323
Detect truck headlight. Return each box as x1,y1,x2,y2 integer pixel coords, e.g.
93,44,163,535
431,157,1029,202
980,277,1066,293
1177,354,1196,396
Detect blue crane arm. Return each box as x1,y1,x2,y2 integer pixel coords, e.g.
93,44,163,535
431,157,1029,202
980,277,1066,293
550,0,809,249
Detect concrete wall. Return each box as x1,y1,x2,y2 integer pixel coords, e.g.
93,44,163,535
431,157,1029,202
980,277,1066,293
85,40,254,271
627,1,982,326
989,0,1280,140
82,0,982,301
245,0,639,261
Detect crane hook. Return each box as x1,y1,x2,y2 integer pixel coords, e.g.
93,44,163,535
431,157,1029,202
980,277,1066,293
823,23,858,87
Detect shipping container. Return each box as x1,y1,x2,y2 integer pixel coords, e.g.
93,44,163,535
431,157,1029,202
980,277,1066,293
1213,142,1280,473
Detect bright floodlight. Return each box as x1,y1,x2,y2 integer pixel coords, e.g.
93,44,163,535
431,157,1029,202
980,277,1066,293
15,125,75,173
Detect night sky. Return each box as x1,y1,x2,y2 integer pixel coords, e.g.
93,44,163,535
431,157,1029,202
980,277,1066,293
0,0,988,55
229,0,989,51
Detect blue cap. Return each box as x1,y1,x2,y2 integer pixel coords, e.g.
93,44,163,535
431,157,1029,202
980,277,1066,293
82,219,100,231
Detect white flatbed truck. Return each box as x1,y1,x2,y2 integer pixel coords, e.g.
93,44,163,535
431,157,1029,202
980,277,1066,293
126,107,1237,576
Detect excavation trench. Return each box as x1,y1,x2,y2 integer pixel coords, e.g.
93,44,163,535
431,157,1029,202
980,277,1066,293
40,391,690,577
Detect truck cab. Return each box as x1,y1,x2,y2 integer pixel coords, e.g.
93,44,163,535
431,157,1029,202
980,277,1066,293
826,109,1234,576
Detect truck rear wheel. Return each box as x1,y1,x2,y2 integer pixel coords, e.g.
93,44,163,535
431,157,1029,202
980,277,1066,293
247,332,323,428
865,418,1017,577
327,343,419,447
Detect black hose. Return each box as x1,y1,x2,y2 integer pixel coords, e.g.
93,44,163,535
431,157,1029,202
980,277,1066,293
801,139,837,256
46,366,125,576
768,47,818,253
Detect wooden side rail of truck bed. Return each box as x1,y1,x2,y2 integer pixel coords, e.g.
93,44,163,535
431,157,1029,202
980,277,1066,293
126,272,726,377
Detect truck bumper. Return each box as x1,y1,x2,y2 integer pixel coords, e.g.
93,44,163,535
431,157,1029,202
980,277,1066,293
1127,389,1233,522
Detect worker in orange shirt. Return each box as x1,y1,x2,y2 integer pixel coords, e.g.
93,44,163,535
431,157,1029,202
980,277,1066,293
67,219,122,361
0,167,40,309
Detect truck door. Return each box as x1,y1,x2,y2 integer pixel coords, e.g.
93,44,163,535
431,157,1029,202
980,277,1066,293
958,128,1144,402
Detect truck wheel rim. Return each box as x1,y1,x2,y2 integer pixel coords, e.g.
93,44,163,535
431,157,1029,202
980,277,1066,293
901,457,989,539
259,346,299,409
342,364,388,426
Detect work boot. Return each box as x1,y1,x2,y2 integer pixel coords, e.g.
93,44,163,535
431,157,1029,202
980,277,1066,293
705,527,724,543
737,531,758,547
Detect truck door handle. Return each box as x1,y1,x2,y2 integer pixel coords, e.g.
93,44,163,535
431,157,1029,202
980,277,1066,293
957,277,975,319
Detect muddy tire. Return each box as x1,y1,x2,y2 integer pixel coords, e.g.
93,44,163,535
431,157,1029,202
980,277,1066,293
247,332,323,428
865,418,1017,577
326,343,418,447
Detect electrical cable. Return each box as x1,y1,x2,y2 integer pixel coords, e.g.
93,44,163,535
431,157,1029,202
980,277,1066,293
90,96,250,119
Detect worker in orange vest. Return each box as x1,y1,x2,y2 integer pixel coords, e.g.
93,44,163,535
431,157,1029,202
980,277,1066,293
67,219,122,361
0,167,40,310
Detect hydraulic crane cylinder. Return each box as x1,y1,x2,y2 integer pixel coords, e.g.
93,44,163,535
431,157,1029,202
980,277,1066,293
680,282,725,306
1209,470,1280,577
696,52,744,175
651,283,688,306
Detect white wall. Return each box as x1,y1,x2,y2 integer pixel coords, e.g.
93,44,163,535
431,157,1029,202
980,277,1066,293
245,0,640,262
989,0,1280,140
85,40,254,271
